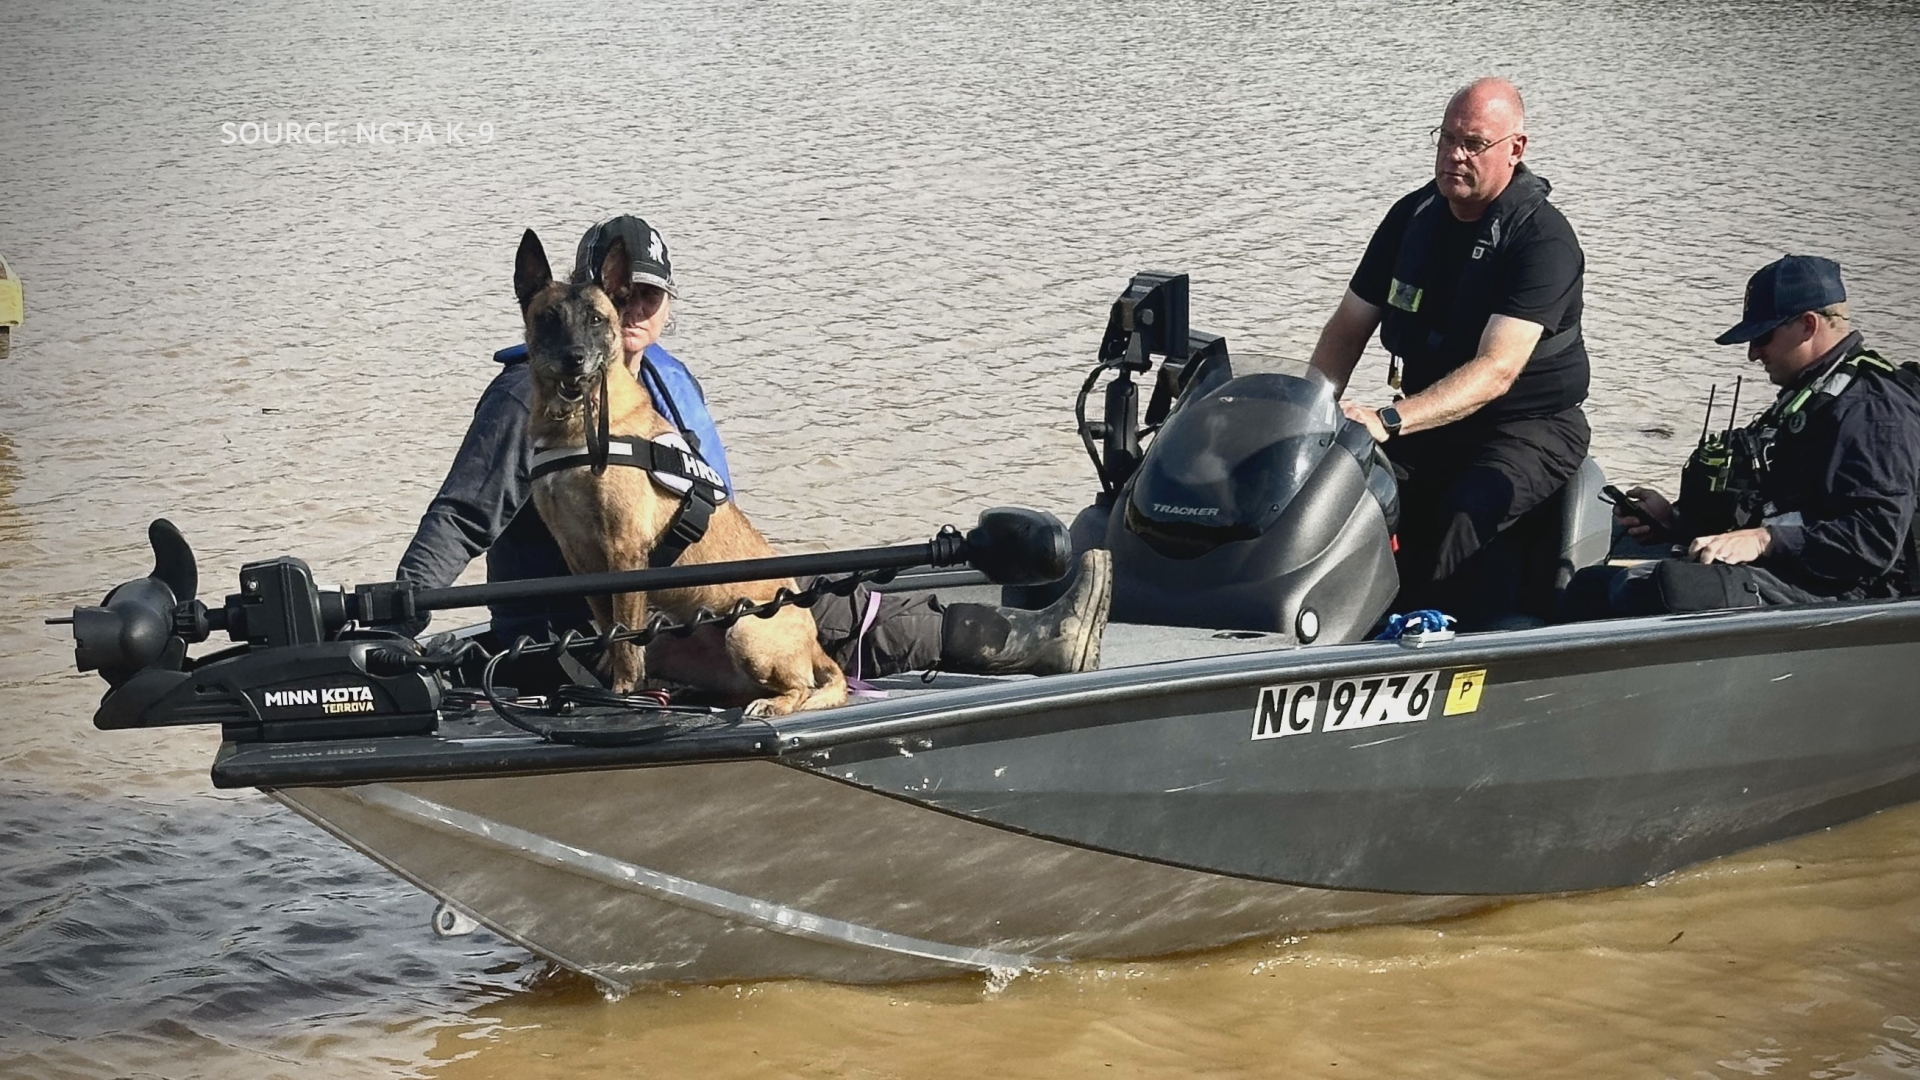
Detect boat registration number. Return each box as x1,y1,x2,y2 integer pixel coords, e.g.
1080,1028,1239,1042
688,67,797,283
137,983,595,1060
1250,669,1485,740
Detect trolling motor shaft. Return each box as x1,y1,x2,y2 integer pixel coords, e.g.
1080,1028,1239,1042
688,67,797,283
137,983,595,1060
61,508,1071,744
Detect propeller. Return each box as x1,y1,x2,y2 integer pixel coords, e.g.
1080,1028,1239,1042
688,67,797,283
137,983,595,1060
147,519,197,603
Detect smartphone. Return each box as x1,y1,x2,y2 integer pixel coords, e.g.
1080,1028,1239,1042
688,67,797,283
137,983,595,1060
1602,485,1658,530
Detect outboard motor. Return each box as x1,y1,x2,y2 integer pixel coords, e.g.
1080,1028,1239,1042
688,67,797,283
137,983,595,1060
1110,372,1399,642
1023,270,1612,643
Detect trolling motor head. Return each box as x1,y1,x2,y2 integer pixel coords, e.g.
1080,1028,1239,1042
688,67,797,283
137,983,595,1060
965,507,1071,585
59,522,442,743
66,519,201,686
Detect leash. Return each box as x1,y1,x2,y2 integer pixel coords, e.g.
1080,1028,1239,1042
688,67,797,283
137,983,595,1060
588,371,612,474
465,560,934,744
845,588,889,699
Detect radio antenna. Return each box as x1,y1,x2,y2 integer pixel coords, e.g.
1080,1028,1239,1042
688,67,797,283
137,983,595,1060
1699,385,1717,445
1725,376,1743,438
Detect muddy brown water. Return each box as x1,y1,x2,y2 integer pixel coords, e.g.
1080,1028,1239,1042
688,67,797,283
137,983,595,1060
3,0,1920,1076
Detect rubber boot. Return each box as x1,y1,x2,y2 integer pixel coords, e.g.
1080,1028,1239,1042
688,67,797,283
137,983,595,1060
938,550,1112,675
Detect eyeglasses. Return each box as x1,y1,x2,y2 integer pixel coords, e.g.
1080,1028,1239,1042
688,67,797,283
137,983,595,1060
1430,127,1520,157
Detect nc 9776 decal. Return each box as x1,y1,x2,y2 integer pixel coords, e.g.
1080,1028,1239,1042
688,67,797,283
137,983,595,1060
1250,668,1486,740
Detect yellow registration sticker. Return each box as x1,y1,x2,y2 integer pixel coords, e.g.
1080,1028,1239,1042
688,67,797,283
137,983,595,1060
1443,668,1488,716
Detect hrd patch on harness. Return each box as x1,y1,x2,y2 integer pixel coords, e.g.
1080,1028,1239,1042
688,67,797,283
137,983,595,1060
1250,668,1488,740
258,685,378,715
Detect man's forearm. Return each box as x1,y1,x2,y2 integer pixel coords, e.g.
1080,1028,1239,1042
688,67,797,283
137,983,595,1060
1391,315,1543,434
1308,326,1367,393
1392,350,1523,433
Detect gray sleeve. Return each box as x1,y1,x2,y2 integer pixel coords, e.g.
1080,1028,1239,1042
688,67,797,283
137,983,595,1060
394,371,534,589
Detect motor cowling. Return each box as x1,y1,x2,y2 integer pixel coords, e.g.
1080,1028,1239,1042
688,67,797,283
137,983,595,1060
1105,372,1401,642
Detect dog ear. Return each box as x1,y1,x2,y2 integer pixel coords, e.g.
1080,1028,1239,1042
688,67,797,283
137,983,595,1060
598,236,632,307
514,229,552,312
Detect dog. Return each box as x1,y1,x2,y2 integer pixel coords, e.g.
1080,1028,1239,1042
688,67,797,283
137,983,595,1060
512,228,848,717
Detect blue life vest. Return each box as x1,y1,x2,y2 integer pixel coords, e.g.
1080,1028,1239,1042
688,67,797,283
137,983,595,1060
493,342,734,495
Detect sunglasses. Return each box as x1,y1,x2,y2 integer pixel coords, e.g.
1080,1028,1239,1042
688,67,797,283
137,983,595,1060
1752,317,1805,349
621,284,668,311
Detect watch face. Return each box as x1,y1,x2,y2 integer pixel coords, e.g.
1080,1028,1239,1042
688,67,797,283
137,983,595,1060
1380,406,1402,433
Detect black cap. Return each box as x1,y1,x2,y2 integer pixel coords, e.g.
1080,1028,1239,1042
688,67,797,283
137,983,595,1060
1715,255,1847,345
573,215,676,296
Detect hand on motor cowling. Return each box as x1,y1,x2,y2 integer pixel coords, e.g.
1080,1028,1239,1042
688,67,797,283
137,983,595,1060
1617,486,1678,542
1339,399,1391,443
1689,527,1770,566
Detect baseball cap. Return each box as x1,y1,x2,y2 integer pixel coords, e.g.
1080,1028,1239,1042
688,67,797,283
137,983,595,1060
1715,255,1847,345
573,215,677,296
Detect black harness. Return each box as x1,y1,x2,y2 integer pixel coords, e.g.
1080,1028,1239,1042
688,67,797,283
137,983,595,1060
530,433,731,569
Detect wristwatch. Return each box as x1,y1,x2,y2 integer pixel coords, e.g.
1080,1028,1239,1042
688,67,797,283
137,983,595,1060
1378,405,1404,439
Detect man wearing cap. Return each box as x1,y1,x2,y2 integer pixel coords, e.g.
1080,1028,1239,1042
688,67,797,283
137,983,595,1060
1308,78,1590,627
1564,255,1920,617
394,215,1111,681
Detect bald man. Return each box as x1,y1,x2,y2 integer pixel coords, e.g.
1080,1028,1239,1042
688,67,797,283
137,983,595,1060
1309,78,1589,627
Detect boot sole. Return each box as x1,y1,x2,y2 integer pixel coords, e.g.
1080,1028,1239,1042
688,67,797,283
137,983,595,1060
1072,550,1114,673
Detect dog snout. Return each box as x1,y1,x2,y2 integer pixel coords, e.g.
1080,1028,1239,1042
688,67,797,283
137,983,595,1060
561,347,591,375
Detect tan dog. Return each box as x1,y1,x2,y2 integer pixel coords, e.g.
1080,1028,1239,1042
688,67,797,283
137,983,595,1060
513,229,847,717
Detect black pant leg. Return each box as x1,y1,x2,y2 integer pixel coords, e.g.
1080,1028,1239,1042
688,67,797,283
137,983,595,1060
1389,408,1590,624
1384,429,1460,613
807,580,945,679
1565,559,1831,620
1560,564,1632,621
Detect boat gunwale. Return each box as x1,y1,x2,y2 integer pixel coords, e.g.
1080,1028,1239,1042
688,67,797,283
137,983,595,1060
211,596,1920,790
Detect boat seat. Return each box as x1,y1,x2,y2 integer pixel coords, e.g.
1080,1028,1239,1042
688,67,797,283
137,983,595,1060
1475,457,1613,625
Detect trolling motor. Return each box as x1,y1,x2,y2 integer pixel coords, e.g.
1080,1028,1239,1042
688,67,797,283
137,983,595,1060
1077,271,1232,501
59,510,1071,744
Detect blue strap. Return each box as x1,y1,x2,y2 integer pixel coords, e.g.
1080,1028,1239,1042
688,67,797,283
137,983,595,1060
639,344,734,496
1374,609,1457,641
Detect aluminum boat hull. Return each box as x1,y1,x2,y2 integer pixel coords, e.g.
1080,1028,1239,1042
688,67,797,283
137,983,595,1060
273,764,1487,987
232,600,1920,988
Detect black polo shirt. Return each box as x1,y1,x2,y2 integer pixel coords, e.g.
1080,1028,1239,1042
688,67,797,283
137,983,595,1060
1350,182,1589,420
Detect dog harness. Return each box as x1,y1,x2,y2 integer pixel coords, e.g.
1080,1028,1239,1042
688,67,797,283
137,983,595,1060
530,431,730,569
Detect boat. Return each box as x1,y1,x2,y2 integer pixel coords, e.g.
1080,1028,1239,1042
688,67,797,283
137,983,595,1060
0,250,21,355
57,272,1920,990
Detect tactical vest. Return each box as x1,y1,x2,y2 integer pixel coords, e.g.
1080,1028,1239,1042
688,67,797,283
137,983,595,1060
1377,165,1584,410
1687,343,1920,594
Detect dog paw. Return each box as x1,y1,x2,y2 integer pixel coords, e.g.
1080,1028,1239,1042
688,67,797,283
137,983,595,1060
743,697,793,720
